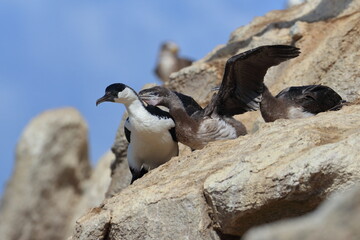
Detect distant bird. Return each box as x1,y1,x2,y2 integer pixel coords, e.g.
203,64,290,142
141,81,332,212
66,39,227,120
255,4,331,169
96,83,179,184
140,45,300,150
260,85,344,122
154,41,193,83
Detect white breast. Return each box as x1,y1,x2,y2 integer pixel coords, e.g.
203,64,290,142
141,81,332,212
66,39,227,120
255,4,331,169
287,106,315,119
159,53,177,77
126,112,178,171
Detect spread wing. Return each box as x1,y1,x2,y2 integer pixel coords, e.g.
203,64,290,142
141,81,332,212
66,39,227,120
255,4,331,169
209,45,300,116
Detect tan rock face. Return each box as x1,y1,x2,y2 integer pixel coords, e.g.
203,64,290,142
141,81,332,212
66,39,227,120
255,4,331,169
0,108,91,240
204,105,360,235
106,112,132,198
73,104,360,239
0,108,113,240
71,151,113,226
243,184,360,240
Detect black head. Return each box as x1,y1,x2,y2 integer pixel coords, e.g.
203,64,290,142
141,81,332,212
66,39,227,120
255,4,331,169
105,83,126,93
96,83,136,106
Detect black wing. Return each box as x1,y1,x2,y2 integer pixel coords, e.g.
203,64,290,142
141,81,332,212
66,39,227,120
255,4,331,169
208,45,300,116
174,91,203,116
276,85,343,114
145,105,178,142
124,117,131,143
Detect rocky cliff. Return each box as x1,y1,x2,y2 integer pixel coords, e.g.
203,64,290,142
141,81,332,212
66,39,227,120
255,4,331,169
0,108,114,240
1,0,360,239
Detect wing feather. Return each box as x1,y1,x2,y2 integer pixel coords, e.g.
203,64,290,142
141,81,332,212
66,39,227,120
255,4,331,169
210,45,300,116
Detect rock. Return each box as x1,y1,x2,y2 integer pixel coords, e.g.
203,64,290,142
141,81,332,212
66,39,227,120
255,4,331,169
243,184,360,240
0,108,113,240
0,108,92,240
229,0,359,44
83,151,113,207
72,103,360,239
166,63,222,106
71,151,113,225
203,104,360,236
106,113,132,198
73,207,112,240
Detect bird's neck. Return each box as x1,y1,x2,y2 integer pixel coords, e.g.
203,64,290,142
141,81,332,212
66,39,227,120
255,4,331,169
164,95,198,129
260,85,286,122
261,85,276,102
161,51,176,59
125,98,148,119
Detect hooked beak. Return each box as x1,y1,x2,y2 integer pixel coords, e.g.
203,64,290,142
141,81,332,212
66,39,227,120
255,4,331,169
170,46,179,55
96,93,114,106
139,91,162,106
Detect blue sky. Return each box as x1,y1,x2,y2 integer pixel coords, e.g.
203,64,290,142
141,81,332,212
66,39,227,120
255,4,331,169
0,0,286,195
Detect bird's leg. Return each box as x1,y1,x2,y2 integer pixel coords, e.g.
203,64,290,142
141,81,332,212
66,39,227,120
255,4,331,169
130,167,148,184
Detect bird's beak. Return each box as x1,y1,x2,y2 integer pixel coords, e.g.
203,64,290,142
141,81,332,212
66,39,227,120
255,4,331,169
96,93,113,106
139,91,161,106
170,46,179,54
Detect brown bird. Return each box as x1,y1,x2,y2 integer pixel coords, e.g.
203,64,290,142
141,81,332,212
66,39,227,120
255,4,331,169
211,47,344,122
141,45,300,149
260,84,344,122
154,41,193,83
